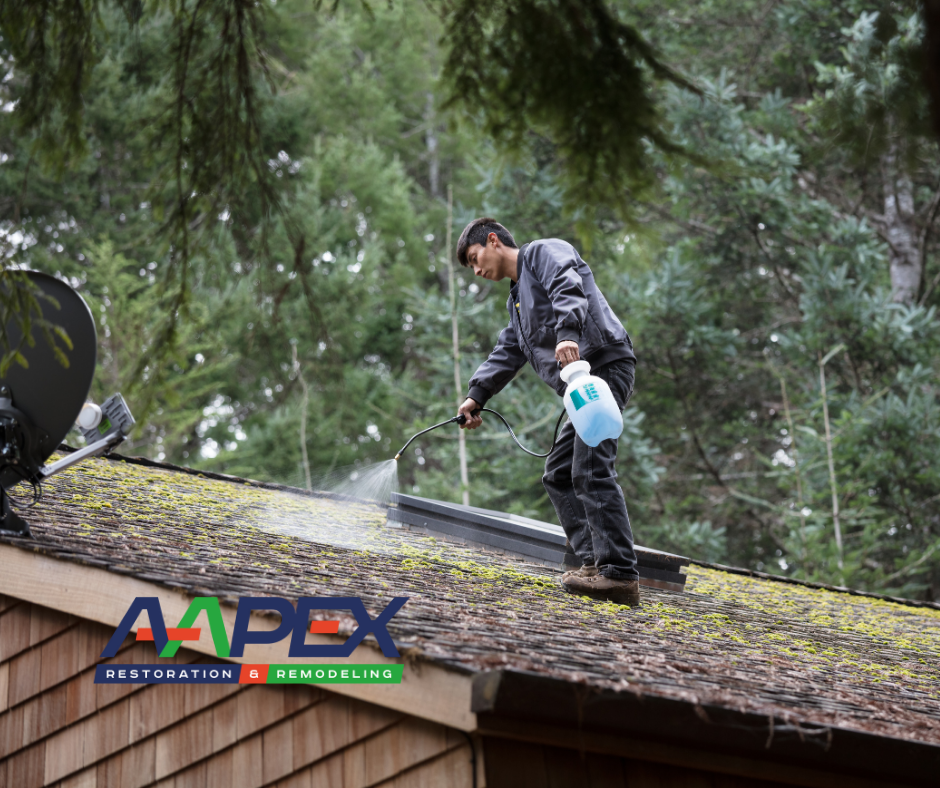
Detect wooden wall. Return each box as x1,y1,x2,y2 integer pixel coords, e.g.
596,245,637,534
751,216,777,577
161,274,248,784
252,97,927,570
0,594,475,788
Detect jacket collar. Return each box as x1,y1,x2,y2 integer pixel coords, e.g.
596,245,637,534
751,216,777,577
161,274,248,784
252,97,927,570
510,243,530,294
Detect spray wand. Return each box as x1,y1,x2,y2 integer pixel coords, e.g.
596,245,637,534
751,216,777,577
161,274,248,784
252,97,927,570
394,408,567,461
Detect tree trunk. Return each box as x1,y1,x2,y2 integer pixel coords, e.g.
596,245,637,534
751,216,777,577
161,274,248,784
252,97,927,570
425,93,440,199
446,185,470,506
883,138,920,304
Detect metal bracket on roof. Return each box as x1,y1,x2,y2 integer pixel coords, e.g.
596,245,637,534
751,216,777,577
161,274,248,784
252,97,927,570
388,492,690,592
40,431,126,478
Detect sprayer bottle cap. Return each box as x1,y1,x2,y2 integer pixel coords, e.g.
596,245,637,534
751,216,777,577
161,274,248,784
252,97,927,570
560,359,591,384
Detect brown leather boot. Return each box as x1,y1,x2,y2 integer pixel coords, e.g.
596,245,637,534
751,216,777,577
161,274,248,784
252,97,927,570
561,565,599,583
562,574,641,606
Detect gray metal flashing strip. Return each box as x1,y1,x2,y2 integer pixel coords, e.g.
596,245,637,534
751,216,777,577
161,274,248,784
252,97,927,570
389,507,578,566
393,493,568,545
389,493,690,588
460,505,573,539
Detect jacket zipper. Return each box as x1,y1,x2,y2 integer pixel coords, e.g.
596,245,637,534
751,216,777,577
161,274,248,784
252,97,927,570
512,296,544,377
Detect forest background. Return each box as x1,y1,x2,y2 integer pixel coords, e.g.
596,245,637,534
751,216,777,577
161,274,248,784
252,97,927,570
2,0,940,600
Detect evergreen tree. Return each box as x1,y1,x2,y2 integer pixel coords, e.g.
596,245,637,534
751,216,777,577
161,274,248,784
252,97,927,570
1,0,938,598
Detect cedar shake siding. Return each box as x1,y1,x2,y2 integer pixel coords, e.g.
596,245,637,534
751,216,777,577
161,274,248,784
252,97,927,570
0,595,473,787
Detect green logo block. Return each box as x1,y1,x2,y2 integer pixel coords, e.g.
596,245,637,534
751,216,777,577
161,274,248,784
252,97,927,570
267,664,403,684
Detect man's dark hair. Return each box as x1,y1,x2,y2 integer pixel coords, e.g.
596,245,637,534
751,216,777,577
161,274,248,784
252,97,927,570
456,218,517,267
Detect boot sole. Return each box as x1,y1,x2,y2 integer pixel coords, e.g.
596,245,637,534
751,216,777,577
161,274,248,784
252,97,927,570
561,582,641,607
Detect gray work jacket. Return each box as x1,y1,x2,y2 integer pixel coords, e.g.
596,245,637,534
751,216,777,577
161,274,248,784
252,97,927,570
467,239,635,405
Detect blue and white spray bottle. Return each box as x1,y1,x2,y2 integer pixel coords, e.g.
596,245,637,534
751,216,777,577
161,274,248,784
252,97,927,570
560,360,623,447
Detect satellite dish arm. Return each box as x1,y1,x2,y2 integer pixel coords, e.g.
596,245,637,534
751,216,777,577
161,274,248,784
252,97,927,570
40,392,136,479
40,431,126,479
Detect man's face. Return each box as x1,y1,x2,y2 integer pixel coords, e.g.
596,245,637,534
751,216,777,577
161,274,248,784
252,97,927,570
466,235,503,281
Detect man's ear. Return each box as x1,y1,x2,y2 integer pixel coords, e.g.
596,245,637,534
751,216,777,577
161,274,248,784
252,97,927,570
488,231,500,248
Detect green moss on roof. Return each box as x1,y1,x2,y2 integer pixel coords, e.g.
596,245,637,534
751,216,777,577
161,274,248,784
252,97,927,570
8,454,939,745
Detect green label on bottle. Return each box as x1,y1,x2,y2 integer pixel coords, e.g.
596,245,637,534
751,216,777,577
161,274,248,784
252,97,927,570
570,384,599,411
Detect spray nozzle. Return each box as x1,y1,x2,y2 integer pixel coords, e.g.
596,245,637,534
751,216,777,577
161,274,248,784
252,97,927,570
393,414,465,461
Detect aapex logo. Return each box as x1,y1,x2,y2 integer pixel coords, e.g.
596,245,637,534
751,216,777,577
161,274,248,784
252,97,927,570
95,595,408,686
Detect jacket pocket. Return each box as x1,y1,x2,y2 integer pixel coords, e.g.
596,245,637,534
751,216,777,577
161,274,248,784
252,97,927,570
533,326,558,375
582,309,607,353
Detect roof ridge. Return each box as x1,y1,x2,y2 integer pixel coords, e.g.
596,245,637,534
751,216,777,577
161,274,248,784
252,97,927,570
692,559,940,612
56,444,386,509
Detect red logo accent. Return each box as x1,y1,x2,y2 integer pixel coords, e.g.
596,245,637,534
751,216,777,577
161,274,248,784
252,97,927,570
136,627,201,641
309,620,340,634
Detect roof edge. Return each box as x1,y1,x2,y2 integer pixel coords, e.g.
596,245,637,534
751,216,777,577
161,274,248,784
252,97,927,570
0,541,477,732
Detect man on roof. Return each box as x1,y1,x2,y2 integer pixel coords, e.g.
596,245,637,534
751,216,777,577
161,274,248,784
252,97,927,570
456,218,641,606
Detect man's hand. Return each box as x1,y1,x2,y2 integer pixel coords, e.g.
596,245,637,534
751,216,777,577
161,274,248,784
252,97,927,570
555,340,580,368
458,398,483,429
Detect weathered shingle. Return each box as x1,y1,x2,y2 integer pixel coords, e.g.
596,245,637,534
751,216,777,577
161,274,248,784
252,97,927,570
4,454,939,747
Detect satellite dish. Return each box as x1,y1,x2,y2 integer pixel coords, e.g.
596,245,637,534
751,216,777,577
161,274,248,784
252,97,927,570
0,272,97,484
0,271,135,536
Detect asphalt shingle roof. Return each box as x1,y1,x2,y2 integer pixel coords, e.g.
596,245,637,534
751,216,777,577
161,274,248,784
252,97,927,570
4,453,940,747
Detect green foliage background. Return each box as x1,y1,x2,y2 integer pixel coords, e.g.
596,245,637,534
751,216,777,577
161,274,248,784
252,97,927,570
2,0,940,599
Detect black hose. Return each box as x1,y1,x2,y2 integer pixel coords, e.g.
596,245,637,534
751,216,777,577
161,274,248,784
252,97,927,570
471,407,567,458
393,415,462,460
394,407,567,461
